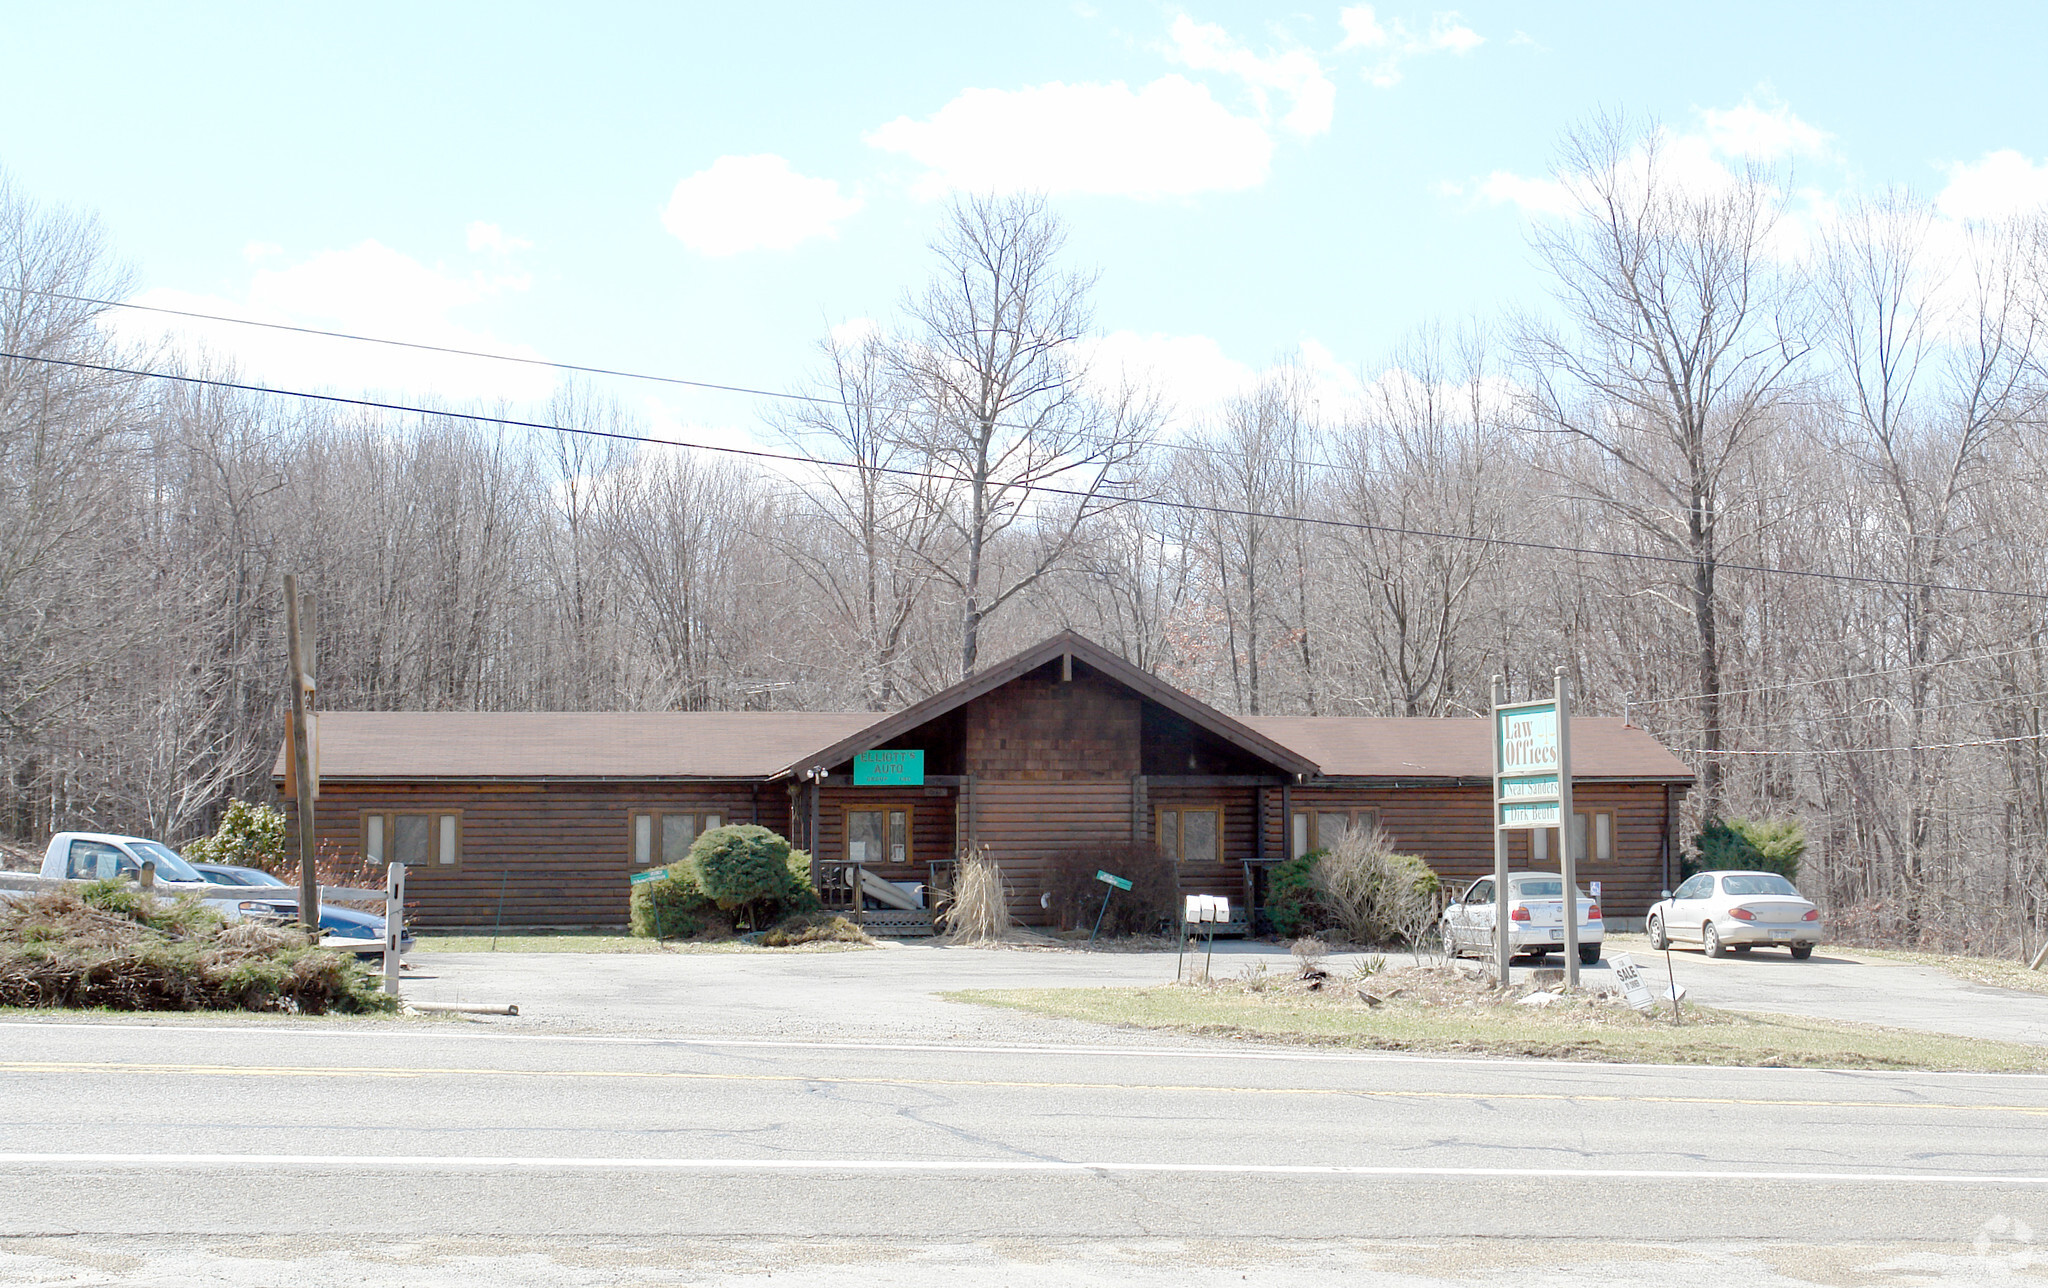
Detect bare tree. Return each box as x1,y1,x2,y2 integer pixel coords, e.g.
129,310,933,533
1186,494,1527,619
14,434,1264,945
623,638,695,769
1518,115,1808,813
895,193,1158,678
773,326,946,708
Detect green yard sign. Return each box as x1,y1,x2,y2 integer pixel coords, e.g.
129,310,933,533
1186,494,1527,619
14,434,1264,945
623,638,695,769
1095,870,1133,890
629,868,666,884
853,749,925,786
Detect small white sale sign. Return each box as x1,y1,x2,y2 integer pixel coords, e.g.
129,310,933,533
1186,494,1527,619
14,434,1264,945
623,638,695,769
1609,953,1656,1012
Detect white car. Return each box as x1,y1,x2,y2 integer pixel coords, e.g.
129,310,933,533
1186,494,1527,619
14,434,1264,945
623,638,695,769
1646,870,1821,959
1441,871,1604,965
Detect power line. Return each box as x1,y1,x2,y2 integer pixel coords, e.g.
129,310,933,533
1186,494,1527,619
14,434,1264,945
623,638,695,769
1673,730,2048,756
9,347,2048,606
0,283,1401,482
1629,643,2048,707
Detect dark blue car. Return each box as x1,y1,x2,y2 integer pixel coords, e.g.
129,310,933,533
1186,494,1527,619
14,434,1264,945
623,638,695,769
192,862,413,955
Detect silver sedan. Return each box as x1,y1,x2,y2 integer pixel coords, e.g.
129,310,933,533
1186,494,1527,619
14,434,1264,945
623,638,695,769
1646,870,1822,959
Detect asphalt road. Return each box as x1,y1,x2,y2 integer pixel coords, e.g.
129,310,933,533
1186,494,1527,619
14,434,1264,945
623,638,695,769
392,936,2048,1047
3,1017,2046,1285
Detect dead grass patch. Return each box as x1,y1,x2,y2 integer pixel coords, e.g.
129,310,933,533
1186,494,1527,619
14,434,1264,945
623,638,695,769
946,962,2048,1071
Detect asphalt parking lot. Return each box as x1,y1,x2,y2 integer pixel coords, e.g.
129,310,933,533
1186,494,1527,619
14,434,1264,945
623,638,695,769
393,935,2048,1046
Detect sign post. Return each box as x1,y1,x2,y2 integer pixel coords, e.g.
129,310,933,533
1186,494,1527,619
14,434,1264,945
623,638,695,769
1492,670,1576,986
382,862,406,995
1090,870,1133,946
630,866,668,942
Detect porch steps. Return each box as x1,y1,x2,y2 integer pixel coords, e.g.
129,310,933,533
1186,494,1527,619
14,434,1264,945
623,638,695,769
859,911,936,938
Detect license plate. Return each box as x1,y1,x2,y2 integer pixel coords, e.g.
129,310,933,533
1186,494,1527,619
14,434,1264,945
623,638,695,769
1769,929,1793,939
1549,929,1564,941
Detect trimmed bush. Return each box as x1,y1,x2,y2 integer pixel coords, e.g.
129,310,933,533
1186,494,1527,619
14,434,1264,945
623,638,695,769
1265,853,1323,939
628,862,723,939
688,825,819,930
1041,842,1177,936
181,800,289,872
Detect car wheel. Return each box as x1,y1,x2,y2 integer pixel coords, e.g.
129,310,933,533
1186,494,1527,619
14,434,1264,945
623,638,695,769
1703,923,1725,958
1441,925,1461,960
1579,943,1600,966
1790,943,1814,960
1648,914,1668,950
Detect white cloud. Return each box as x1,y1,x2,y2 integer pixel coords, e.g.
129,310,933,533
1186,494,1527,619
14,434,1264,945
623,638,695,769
661,155,862,256
465,221,532,255
1337,6,1483,87
1083,330,1259,424
1936,150,2048,220
1336,5,1390,50
1699,96,1831,160
112,238,553,403
1477,170,1576,217
241,241,282,263
1165,14,1335,137
866,76,1271,198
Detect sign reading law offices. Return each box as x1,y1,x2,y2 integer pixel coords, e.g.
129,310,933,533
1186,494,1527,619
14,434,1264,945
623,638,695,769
853,749,925,786
1495,700,1561,829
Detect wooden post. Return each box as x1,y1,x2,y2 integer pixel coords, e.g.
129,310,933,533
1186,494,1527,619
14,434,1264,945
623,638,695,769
382,862,406,994
284,575,319,935
1557,668,1579,988
1493,674,1510,986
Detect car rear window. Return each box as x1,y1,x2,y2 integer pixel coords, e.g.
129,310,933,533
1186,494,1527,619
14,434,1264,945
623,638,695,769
1514,879,1565,897
1721,874,1799,897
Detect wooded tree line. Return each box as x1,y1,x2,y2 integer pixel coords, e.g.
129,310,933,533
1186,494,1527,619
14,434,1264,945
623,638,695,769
4,116,2046,951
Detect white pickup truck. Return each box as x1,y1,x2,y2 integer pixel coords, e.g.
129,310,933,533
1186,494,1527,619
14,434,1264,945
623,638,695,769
4,831,395,955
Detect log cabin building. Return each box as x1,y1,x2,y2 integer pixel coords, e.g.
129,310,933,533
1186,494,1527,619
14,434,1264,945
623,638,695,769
278,631,1694,931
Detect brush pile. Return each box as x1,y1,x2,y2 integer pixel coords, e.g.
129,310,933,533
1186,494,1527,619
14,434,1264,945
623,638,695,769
0,880,397,1014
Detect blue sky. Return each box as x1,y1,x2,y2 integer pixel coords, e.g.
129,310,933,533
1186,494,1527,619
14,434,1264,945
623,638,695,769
4,1,2045,444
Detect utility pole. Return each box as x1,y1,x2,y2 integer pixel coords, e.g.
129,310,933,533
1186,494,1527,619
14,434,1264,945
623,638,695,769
284,574,319,935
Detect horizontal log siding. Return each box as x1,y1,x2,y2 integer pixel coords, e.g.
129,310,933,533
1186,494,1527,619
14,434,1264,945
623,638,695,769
1272,781,1670,917
813,785,958,873
971,778,1133,924
299,781,769,927
1147,783,1258,911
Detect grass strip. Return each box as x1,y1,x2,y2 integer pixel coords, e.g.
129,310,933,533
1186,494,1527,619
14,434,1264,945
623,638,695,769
945,984,2048,1073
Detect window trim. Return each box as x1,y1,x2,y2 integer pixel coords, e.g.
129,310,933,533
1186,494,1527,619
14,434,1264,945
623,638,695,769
842,803,915,866
1289,807,1380,857
1157,805,1223,864
361,810,463,868
627,809,725,866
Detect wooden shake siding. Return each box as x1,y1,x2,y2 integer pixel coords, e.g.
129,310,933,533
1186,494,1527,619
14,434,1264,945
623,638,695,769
301,781,767,928
971,779,1133,924
1267,781,1671,917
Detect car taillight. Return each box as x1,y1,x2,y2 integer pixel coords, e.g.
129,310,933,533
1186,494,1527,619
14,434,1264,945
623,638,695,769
1730,907,1755,920
1587,904,1602,920
1509,905,1530,921
1803,908,1820,921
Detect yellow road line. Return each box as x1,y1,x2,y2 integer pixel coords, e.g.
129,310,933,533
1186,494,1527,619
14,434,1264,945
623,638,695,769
2,1060,2042,1115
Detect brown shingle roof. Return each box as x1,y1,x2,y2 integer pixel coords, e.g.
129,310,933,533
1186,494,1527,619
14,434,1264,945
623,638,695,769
1242,716,1695,782
283,711,885,781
